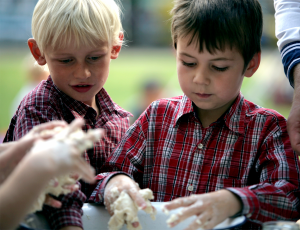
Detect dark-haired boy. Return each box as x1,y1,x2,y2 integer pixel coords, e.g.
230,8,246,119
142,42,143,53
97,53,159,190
90,0,300,229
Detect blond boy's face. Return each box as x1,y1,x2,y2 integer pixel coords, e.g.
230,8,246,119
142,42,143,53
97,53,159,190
176,35,258,122
41,39,119,109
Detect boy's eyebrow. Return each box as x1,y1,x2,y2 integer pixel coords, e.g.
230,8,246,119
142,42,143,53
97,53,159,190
179,52,196,58
179,52,234,61
210,57,234,61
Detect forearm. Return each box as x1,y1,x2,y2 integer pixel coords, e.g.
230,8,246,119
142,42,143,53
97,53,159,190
0,155,54,229
0,142,15,154
293,64,300,93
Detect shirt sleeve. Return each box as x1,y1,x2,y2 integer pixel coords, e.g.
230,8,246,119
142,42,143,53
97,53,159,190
274,0,300,87
4,106,87,229
227,115,300,223
43,182,86,230
88,115,148,204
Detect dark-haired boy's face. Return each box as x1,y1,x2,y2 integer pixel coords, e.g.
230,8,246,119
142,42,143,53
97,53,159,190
176,35,248,122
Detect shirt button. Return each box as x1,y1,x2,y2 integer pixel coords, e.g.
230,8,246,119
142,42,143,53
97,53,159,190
198,143,204,149
188,185,194,191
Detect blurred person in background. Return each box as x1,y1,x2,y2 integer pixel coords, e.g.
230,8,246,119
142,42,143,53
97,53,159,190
275,0,300,155
10,54,49,117
130,79,164,123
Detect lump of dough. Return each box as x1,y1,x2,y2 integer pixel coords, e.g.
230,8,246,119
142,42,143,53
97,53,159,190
108,187,156,230
27,126,100,214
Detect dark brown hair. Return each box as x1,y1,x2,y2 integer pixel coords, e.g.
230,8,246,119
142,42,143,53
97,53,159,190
171,0,262,70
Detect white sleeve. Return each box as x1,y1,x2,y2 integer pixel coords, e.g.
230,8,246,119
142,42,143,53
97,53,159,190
274,0,300,51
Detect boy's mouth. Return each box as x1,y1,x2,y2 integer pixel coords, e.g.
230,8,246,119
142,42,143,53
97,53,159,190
71,84,93,93
195,93,212,98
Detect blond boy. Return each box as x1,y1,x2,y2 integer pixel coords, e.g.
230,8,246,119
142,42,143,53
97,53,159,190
4,0,131,229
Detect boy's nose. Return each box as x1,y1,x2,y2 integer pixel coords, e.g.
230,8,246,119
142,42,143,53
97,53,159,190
74,64,91,79
193,69,210,85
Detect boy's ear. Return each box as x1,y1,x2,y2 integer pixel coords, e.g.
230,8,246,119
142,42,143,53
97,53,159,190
28,38,47,65
244,52,261,78
111,33,124,60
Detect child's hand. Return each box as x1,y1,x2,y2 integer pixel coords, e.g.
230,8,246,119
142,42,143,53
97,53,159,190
104,175,147,215
164,189,242,230
104,175,149,228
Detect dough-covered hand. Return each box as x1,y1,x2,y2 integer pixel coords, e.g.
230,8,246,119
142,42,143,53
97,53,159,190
163,190,242,230
27,118,104,213
104,175,147,215
24,120,68,142
29,118,103,182
105,175,156,230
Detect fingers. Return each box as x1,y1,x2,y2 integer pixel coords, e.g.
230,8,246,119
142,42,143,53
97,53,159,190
62,184,80,193
127,186,147,210
164,195,197,210
167,202,203,228
69,173,80,181
76,159,96,184
66,118,85,136
44,195,62,208
32,121,67,135
184,213,211,230
86,128,105,142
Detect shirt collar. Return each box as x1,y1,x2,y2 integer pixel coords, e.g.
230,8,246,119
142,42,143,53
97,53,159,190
174,95,194,126
222,92,246,135
174,92,246,135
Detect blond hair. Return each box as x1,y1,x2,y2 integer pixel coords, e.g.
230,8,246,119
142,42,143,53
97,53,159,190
32,0,123,55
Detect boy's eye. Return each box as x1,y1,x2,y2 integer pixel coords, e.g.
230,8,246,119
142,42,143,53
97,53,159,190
88,56,100,61
213,66,228,72
59,59,73,64
182,61,196,67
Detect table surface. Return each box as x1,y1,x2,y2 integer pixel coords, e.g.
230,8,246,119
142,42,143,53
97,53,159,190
23,202,246,230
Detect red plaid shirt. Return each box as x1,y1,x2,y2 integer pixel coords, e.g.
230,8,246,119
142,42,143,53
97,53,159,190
90,93,300,229
4,76,131,229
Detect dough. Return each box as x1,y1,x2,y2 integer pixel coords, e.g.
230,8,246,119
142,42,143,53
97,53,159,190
108,187,156,230
28,126,100,214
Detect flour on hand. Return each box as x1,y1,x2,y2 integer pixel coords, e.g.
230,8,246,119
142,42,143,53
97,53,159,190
108,187,156,230
28,126,101,214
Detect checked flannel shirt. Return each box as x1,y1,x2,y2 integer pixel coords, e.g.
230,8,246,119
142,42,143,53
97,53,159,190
90,92,300,229
3,76,131,229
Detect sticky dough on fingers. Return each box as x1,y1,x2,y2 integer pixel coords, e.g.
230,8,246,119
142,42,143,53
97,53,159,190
27,126,101,214
108,187,156,230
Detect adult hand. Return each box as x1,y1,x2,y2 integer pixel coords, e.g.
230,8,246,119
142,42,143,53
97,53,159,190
28,118,102,183
25,120,68,140
104,175,148,228
164,190,242,230
288,63,300,155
